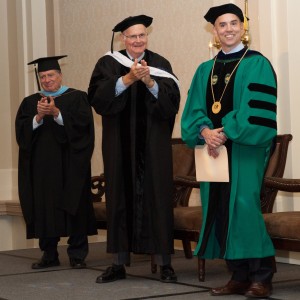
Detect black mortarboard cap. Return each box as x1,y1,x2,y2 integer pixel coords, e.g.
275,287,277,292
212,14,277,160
204,4,244,24
27,55,67,72
27,55,67,90
110,15,153,53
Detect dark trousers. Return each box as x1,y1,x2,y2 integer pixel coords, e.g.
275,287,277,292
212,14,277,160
226,256,276,284
39,234,88,261
113,252,171,266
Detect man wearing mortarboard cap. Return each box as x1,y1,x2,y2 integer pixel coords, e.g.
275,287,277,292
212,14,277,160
15,55,97,270
181,3,277,298
88,15,180,283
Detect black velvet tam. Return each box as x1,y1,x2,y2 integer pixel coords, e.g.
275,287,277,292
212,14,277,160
113,15,152,32
204,3,244,24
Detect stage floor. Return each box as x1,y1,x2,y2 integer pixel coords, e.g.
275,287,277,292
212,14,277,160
0,242,299,299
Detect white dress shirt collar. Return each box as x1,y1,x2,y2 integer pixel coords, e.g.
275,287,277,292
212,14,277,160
222,42,245,55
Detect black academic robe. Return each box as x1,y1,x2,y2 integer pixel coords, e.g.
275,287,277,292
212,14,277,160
15,89,97,239
88,49,180,254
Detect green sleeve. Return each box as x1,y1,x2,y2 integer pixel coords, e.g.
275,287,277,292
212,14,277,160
181,61,214,148
222,54,277,146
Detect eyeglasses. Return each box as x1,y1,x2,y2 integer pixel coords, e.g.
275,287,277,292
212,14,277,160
122,33,148,41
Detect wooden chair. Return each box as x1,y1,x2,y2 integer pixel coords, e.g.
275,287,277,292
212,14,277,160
263,176,300,252
91,173,106,229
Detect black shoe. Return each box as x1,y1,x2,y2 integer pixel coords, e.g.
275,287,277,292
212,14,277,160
32,258,60,269
96,264,126,283
69,258,86,269
160,264,177,283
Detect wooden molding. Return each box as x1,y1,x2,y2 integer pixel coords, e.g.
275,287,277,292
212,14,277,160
0,201,23,216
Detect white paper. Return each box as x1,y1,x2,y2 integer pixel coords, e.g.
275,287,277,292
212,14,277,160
194,144,229,182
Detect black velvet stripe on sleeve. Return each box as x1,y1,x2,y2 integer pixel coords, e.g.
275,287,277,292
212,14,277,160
248,83,277,97
248,100,277,113
248,116,277,129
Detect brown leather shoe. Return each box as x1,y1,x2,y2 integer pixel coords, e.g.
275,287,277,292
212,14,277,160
245,282,272,298
210,280,251,296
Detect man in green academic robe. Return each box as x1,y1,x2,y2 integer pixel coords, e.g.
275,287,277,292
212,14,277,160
181,4,277,298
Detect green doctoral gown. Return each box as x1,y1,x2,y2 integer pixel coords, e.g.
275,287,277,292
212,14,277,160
181,48,277,259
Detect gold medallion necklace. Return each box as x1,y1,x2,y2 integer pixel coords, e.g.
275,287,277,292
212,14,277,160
210,48,249,114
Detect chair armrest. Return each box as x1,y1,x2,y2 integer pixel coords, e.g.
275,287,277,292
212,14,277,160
264,176,300,193
174,175,200,189
91,173,105,202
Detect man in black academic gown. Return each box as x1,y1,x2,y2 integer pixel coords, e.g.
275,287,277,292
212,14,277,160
88,15,180,283
15,56,97,269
